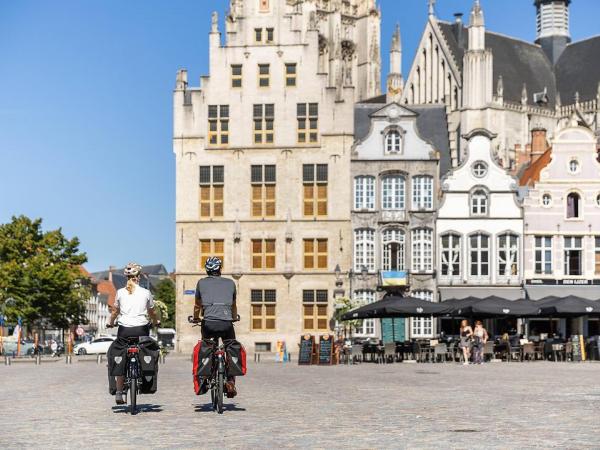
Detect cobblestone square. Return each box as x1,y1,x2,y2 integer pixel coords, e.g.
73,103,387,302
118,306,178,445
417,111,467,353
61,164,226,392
1,357,599,449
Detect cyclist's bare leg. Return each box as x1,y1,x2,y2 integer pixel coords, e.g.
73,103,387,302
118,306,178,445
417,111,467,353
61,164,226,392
115,376,125,404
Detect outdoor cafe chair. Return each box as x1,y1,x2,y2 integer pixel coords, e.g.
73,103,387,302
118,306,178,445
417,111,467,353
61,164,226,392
433,343,448,363
564,342,573,362
551,343,565,362
483,341,495,361
383,342,397,363
521,343,535,361
350,344,363,364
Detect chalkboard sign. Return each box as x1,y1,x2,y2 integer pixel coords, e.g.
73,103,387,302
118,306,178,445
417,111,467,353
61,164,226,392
571,335,583,362
318,334,334,365
298,334,314,365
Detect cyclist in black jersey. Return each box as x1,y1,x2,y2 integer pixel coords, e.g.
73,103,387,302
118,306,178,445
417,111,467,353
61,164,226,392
194,256,239,398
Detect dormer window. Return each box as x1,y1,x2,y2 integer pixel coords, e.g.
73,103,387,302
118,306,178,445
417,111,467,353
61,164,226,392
566,192,581,219
471,189,488,216
385,130,402,154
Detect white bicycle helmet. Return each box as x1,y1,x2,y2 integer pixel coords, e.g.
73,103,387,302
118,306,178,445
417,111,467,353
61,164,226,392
124,262,142,277
205,256,222,274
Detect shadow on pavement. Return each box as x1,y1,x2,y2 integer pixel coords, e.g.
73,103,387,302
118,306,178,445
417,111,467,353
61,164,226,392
111,404,163,413
194,403,246,413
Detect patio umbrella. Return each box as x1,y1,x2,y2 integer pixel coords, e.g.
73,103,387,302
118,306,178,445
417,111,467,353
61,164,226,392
439,296,485,317
341,295,450,320
537,295,600,318
455,296,540,318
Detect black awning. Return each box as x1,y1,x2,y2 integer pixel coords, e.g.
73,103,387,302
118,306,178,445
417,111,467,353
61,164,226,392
537,295,600,317
341,295,450,320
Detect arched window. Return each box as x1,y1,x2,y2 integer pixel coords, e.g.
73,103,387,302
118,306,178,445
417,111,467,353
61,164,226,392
381,175,405,210
382,229,405,271
412,176,433,210
441,233,461,277
353,290,376,336
411,290,433,337
469,233,490,277
497,232,519,277
385,130,402,153
566,192,581,218
354,229,375,271
354,176,375,210
411,228,433,272
471,189,488,216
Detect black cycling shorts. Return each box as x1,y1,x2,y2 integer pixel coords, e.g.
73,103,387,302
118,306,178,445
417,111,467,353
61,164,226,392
117,324,150,338
201,320,236,342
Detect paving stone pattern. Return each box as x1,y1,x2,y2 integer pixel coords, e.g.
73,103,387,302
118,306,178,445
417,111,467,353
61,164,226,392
0,358,599,449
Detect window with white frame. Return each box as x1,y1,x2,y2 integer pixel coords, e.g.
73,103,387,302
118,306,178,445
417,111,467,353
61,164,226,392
469,233,490,277
353,290,376,336
385,130,402,153
497,232,519,277
411,290,433,337
564,236,583,276
566,192,581,219
541,193,552,207
412,228,433,272
569,159,579,174
381,176,405,210
534,236,552,275
354,229,375,272
441,233,461,277
354,176,375,210
412,176,433,210
382,229,405,271
471,161,488,178
471,189,488,216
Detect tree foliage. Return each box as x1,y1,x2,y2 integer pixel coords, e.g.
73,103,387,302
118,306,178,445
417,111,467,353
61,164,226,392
0,215,88,329
153,278,175,328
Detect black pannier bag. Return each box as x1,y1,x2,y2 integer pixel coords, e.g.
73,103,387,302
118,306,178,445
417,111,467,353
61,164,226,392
139,336,160,394
107,338,127,395
225,339,247,377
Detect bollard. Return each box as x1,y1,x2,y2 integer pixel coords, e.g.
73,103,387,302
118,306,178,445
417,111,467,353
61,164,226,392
254,353,261,363
65,355,72,364
5,356,11,366
35,355,41,365
160,354,166,364
96,354,102,364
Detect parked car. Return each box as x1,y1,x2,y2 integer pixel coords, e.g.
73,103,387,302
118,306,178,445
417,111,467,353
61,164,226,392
73,336,115,355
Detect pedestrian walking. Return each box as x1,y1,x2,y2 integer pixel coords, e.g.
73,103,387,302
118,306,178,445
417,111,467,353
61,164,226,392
472,321,488,365
459,320,473,365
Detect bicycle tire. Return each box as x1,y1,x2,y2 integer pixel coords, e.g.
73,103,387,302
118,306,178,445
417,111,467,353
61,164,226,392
130,385,137,415
216,370,224,414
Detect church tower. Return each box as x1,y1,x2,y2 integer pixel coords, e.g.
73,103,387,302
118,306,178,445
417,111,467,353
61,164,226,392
535,0,571,65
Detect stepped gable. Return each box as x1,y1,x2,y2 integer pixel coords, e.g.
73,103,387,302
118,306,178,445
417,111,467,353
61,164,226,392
437,21,557,107
556,36,600,103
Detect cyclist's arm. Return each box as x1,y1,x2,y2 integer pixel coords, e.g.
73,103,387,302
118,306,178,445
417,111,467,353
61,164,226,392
108,292,120,326
231,287,238,320
193,282,203,320
148,307,160,327
108,305,120,327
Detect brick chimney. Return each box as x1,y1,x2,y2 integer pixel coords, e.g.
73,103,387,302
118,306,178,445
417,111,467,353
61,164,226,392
108,265,115,283
531,127,548,164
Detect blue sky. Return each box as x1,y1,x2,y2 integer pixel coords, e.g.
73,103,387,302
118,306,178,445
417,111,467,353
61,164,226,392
1,0,598,272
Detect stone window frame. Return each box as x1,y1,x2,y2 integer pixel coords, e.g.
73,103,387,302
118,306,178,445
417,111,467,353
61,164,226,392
411,227,433,273
410,290,434,338
467,231,491,280
565,189,584,221
353,290,377,336
353,228,375,272
381,227,406,271
469,186,490,217
534,235,553,275
381,125,406,155
353,175,375,211
567,157,581,175
540,192,553,208
440,231,461,278
496,231,520,280
471,160,488,178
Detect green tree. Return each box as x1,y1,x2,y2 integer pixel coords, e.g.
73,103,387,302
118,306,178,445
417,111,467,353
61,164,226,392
0,215,88,330
153,278,175,328
333,297,363,340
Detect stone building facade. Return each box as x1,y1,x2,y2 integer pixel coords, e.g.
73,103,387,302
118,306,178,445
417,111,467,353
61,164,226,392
403,0,600,170
436,130,524,327
173,0,382,353
521,125,600,336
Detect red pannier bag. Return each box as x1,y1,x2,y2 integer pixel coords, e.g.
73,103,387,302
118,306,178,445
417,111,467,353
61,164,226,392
192,339,215,394
225,339,247,377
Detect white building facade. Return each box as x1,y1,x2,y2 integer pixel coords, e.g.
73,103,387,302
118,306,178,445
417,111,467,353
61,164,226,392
436,130,524,322
174,0,382,353
522,125,600,336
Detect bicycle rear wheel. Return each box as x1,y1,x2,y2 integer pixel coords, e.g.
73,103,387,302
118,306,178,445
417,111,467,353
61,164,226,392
216,371,224,414
130,384,137,415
